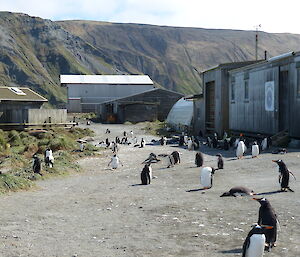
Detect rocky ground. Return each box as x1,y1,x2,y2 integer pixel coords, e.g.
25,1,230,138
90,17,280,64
0,123,299,257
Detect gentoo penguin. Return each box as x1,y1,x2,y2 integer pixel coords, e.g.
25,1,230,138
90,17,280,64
187,138,193,150
220,186,255,197
143,153,160,164
167,154,175,168
44,148,54,168
212,134,218,148
193,137,200,150
108,154,123,169
171,151,180,164
160,136,166,146
234,138,240,149
253,198,278,250
183,135,188,145
216,153,224,169
140,138,145,148
79,142,84,152
195,152,204,167
33,155,42,175
200,167,215,189
261,137,268,151
272,160,296,192
242,225,274,257
206,136,212,148
123,131,127,137
111,142,119,154
179,135,184,146
141,164,151,185
105,138,110,148
223,139,229,151
252,141,260,158
236,140,246,159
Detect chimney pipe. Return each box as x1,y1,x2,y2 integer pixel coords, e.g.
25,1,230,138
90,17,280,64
264,50,267,60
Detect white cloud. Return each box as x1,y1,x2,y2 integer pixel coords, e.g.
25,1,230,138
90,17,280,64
0,0,300,34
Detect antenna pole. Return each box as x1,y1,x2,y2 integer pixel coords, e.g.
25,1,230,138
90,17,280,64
255,24,261,60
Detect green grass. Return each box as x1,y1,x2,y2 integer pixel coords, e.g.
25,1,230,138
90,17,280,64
0,126,99,194
141,120,169,136
0,173,33,194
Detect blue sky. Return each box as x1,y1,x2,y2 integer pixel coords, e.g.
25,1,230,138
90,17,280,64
1,0,300,34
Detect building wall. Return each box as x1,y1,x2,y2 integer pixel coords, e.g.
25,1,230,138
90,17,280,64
192,98,205,136
229,64,282,135
202,68,229,136
0,102,43,123
121,104,157,123
98,89,182,123
67,83,154,112
28,109,67,124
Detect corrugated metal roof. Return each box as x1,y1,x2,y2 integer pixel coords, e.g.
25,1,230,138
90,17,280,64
60,75,154,85
0,87,48,102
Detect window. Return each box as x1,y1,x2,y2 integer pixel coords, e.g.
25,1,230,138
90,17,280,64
231,81,235,101
244,79,249,100
9,87,26,95
297,68,300,96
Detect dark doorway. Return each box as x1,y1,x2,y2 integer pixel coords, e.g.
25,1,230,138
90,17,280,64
205,81,215,133
279,70,289,131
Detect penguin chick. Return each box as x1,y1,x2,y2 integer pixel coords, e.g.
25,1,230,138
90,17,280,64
195,152,204,167
216,153,224,169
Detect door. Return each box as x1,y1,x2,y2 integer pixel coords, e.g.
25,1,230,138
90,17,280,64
279,70,289,131
205,81,215,133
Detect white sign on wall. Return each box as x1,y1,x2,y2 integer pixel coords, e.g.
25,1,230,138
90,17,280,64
265,81,275,111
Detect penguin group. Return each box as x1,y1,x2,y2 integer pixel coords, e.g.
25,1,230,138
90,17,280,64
100,125,296,255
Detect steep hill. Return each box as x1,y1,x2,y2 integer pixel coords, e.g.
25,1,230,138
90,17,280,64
0,12,118,105
1,12,300,105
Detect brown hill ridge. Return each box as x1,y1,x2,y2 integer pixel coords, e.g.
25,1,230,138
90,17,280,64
1,11,300,104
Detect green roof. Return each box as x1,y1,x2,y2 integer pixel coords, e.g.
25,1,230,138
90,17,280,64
0,87,47,102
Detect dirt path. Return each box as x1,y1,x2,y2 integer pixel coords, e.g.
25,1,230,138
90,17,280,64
0,123,299,257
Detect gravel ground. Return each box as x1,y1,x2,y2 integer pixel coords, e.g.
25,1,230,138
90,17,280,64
0,123,299,257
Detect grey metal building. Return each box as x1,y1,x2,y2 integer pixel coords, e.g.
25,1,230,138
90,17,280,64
198,61,261,136
97,88,183,123
60,75,155,113
229,51,300,138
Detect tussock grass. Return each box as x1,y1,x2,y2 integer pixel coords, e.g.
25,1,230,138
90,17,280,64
0,173,33,194
0,126,98,194
141,120,169,136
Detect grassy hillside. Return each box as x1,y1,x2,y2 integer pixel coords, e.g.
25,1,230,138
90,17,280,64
1,12,300,104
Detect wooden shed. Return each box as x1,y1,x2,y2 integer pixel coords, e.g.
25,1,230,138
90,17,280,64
229,51,300,138
98,88,183,123
199,61,261,136
0,87,47,123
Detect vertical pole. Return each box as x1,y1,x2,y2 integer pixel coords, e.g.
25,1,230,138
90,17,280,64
255,24,261,61
255,29,258,60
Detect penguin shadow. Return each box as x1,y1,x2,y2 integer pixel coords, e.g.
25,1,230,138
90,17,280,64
255,190,284,196
186,188,207,192
219,248,242,254
131,184,145,187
